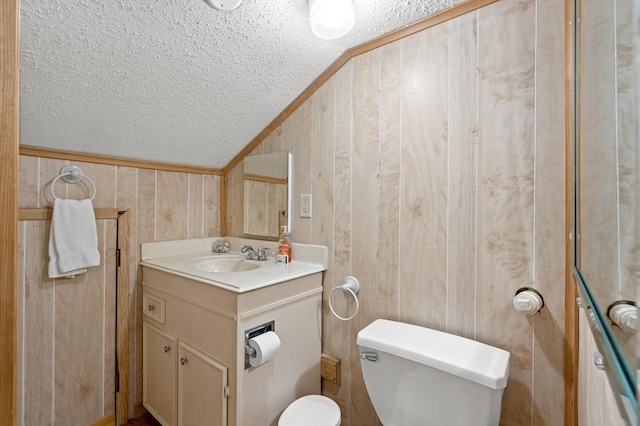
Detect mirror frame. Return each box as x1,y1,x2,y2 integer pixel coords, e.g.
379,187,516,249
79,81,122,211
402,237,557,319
571,0,638,422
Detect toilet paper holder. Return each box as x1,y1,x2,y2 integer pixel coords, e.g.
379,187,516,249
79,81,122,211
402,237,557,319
244,320,275,369
513,287,545,316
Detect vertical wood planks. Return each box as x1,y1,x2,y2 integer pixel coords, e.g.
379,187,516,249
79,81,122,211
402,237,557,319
41,158,68,207
225,162,244,236
615,0,638,301
533,0,567,422
330,60,354,422
115,166,138,419
67,161,116,207
310,77,336,356
17,155,225,424
54,221,110,425
283,102,313,243
116,211,131,425
613,0,638,364
378,42,402,323
477,0,536,423
156,171,189,241
15,0,574,423
578,308,626,424
399,24,449,330
202,176,221,237
244,180,270,236
204,174,221,237
579,0,618,306
104,219,118,415
350,49,382,425
188,174,204,238
135,168,156,406
222,1,568,423
22,221,54,425
447,12,478,340
16,223,24,425
19,156,39,208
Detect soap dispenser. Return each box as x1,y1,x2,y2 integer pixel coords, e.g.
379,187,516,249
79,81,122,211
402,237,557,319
277,226,292,263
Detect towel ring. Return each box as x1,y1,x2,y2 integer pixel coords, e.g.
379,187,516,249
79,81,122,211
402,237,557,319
328,276,360,321
50,165,97,201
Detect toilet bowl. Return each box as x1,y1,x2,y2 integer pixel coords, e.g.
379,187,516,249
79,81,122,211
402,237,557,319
278,395,341,426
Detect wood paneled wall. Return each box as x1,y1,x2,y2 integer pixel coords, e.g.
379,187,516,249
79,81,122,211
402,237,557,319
578,0,638,364
575,0,638,421
17,156,221,423
227,0,566,424
17,218,117,425
243,179,287,237
578,308,625,425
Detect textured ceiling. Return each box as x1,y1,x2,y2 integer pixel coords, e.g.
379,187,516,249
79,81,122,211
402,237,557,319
20,0,457,169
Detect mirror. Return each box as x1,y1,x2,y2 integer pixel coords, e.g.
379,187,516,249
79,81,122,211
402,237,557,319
243,151,292,238
573,0,639,421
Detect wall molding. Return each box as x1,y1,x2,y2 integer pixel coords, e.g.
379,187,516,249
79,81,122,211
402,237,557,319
86,413,115,426
20,145,223,176
18,208,120,220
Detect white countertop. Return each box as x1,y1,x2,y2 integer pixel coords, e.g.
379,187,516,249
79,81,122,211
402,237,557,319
140,237,328,293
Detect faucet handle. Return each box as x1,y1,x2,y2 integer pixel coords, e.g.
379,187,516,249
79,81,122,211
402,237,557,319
213,239,230,253
241,245,256,259
258,248,271,261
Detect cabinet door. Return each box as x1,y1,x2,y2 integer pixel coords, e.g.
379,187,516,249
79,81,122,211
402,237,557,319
177,342,228,426
143,323,177,426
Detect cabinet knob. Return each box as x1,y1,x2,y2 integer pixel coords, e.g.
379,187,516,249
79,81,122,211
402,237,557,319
148,304,155,311
163,345,170,353
180,357,188,365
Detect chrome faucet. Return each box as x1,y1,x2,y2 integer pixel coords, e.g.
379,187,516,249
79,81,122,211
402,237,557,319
241,245,269,261
213,239,230,253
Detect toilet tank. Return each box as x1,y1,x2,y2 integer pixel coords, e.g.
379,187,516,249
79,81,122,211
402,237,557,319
356,319,510,426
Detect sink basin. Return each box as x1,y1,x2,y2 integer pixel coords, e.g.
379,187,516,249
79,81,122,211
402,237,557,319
185,255,261,273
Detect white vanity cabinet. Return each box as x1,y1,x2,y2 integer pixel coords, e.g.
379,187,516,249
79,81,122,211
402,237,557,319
141,265,323,426
142,298,229,426
143,323,177,425
177,342,228,426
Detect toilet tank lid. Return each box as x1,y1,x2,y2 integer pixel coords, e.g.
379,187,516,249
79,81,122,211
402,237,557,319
356,319,510,390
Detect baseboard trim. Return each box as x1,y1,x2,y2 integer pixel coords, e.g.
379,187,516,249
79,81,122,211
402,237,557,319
133,401,148,419
86,412,115,426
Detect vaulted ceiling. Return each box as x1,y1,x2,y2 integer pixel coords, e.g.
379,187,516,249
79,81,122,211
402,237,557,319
20,0,461,168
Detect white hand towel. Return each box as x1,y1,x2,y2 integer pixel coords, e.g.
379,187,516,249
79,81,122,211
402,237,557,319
48,198,101,279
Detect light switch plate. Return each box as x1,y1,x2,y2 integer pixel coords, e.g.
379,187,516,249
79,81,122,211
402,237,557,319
300,194,312,218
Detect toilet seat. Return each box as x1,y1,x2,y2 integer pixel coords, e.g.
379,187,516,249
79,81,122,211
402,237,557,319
278,395,341,426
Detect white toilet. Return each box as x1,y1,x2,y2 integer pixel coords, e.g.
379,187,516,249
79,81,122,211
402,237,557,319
278,394,341,426
356,319,510,426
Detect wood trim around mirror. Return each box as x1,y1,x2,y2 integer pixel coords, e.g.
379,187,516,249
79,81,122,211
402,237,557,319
564,0,578,424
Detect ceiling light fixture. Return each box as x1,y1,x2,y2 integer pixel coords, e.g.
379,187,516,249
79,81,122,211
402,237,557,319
204,0,242,12
309,0,355,40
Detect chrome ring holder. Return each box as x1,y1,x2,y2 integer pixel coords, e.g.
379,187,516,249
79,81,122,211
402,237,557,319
328,276,360,321
50,165,97,201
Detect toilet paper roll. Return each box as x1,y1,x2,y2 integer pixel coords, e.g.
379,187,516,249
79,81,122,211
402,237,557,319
248,331,281,367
